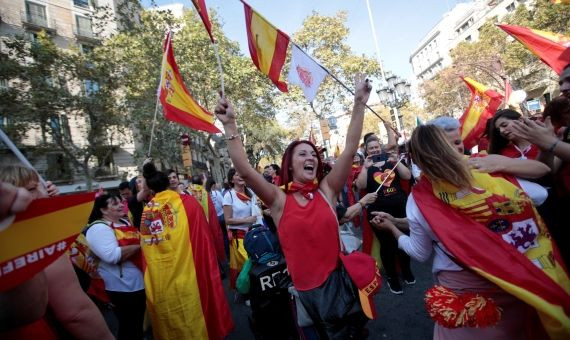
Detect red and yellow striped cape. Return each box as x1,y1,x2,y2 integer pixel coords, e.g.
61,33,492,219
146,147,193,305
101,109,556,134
414,171,570,339
140,190,234,339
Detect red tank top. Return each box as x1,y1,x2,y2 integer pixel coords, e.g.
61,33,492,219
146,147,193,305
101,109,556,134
278,191,339,291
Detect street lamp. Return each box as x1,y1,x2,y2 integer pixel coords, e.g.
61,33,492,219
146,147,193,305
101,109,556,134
377,73,411,132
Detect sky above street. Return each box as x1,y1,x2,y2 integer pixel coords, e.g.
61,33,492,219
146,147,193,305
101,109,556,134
145,0,457,80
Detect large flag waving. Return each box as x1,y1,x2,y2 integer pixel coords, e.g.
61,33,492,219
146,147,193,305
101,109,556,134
0,193,94,292
287,44,328,102
191,0,215,43
159,32,220,134
459,77,503,150
498,24,570,75
141,190,234,339
243,1,290,92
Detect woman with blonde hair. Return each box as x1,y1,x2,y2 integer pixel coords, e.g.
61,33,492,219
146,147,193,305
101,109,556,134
372,125,570,339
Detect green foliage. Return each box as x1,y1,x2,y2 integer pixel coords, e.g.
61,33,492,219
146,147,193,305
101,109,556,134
281,11,381,140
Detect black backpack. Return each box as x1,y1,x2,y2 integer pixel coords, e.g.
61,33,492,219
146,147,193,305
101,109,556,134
244,225,281,264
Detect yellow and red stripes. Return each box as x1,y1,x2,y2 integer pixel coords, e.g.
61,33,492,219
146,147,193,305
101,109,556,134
498,24,570,75
459,77,503,150
413,176,570,338
243,1,290,92
141,190,233,339
159,32,220,134
0,193,94,291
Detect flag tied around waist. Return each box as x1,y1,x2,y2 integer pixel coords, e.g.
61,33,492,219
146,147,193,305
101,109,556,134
459,77,503,151
0,193,95,292
287,44,328,102
498,24,570,75
242,1,290,92
159,32,220,134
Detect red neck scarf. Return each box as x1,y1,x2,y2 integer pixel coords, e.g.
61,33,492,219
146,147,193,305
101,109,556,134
235,190,250,202
287,180,318,200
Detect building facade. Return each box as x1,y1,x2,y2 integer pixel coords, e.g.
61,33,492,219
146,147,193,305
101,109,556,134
0,0,139,192
409,0,528,84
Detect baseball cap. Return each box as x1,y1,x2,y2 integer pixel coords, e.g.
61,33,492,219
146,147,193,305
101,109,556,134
340,251,381,319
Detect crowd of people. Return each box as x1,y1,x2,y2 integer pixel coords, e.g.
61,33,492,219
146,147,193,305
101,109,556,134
0,66,569,339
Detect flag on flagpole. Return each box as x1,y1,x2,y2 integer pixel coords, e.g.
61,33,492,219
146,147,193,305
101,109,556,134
498,24,570,75
159,32,220,134
191,0,215,43
0,193,95,291
242,1,290,92
287,44,328,102
459,77,503,150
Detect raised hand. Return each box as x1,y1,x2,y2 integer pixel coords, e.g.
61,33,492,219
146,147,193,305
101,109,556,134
510,117,557,150
354,74,372,106
214,96,237,126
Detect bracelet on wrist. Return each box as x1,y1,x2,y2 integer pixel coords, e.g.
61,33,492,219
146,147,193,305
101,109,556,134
225,134,240,141
548,139,560,153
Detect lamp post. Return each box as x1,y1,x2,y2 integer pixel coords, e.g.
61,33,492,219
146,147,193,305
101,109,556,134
377,73,412,133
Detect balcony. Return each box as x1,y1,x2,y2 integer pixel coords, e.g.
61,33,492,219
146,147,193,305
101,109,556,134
73,26,99,42
20,11,56,33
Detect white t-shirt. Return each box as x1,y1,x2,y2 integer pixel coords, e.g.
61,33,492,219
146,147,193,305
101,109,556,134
210,190,224,217
86,220,144,292
222,188,262,231
398,178,548,275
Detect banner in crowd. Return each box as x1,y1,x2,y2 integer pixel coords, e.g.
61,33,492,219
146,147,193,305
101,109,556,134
159,32,221,134
0,193,94,292
243,1,290,92
459,77,503,150
191,0,215,43
498,24,570,75
287,44,328,102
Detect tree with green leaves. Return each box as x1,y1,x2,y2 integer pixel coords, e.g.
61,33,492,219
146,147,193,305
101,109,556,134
0,30,126,189
280,11,382,141
102,7,287,170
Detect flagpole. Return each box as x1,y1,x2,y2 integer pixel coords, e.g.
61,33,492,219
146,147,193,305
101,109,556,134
148,30,172,157
0,128,46,186
212,42,225,97
365,0,386,81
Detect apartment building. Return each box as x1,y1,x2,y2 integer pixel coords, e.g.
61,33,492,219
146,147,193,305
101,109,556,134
409,0,528,83
0,0,138,192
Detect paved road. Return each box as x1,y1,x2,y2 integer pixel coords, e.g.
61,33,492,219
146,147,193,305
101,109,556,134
226,258,434,340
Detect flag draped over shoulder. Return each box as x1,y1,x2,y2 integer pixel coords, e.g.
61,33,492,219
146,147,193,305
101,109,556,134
242,1,290,92
287,44,327,102
459,77,503,150
191,0,215,43
159,32,220,134
141,190,233,339
0,193,94,292
413,172,570,339
498,24,570,75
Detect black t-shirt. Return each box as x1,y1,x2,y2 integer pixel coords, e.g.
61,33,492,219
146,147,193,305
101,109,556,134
128,195,144,229
365,160,407,215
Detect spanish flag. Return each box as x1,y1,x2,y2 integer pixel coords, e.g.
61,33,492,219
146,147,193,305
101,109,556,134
413,173,570,338
242,1,290,92
191,0,215,43
459,77,503,150
0,193,94,292
498,24,570,75
140,190,233,339
159,32,220,134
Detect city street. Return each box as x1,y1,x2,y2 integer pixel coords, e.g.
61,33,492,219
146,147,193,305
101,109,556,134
226,258,434,339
